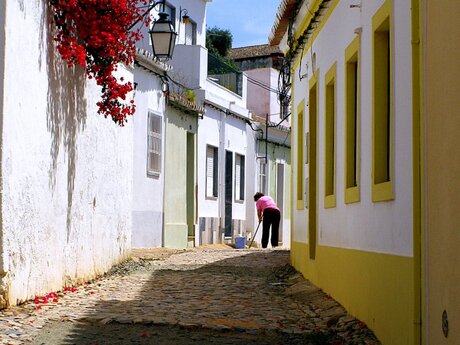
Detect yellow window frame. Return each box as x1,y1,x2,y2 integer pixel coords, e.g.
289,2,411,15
372,0,394,202
344,36,361,204
324,63,337,208
296,100,305,210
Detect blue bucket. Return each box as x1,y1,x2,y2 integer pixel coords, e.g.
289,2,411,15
235,236,246,249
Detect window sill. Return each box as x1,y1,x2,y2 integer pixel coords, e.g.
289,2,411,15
296,200,304,210
372,180,393,202
344,186,360,204
324,194,336,209
147,172,160,179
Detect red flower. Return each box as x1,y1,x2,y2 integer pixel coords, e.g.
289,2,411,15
49,0,148,125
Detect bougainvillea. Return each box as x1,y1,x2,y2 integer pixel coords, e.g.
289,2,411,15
49,0,149,125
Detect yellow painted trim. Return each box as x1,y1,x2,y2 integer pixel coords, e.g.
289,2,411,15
344,36,361,204
290,75,295,247
296,99,305,210
411,0,423,342
308,70,319,259
324,195,336,209
324,63,337,209
344,186,360,204
291,241,416,345
309,69,318,89
371,0,394,202
372,181,393,202
294,0,323,42
324,63,336,90
292,0,341,72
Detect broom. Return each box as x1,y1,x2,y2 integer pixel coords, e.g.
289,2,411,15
247,219,262,248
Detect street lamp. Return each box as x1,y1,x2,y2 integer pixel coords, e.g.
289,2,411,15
149,11,177,60
129,0,177,60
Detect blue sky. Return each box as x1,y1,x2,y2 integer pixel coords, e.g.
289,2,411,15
206,0,281,48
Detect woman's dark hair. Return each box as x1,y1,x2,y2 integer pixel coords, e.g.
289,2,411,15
253,192,264,202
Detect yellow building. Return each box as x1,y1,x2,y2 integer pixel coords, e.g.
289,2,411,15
270,0,460,343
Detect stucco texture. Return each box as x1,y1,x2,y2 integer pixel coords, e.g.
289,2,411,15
1,0,133,305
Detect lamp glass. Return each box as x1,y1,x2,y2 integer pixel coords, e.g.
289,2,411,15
149,12,177,60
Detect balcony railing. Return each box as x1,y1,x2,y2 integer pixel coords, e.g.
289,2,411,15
208,52,243,96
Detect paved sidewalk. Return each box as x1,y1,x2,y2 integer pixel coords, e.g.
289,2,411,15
0,247,380,344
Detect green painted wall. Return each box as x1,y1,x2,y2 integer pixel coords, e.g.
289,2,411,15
163,108,197,249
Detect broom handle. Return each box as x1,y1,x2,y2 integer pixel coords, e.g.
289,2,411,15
248,219,262,248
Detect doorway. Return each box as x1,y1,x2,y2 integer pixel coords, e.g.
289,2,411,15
224,151,233,238
186,132,195,244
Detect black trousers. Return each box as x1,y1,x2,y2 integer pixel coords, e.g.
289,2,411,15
261,208,281,248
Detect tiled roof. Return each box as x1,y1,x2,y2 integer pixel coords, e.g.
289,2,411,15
268,0,299,46
135,48,172,72
229,44,282,60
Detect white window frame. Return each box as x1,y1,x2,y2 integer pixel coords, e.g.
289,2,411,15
184,19,197,45
147,111,162,177
235,154,245,202
259,159,267,194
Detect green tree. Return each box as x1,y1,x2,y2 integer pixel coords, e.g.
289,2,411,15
206,26,233,57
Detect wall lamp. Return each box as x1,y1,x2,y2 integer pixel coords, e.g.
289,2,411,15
180,8,190,23
129,0,177,60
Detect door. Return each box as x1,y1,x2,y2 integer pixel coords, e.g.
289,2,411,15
186,132,195,245
276,163,285,244
224,151,233,238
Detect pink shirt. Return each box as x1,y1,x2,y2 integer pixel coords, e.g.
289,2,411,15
256,196,279,213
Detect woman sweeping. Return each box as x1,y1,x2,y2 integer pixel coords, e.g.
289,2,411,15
253,192,281,248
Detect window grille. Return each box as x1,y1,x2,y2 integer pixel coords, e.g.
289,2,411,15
206,145,218,198
259,160,267,195
235,154,245,201
147,112,162,176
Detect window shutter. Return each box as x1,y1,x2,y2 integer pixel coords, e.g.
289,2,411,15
206,146,214,197
148,112,162,175
213,147,218,197
240,155,245,200
206,146,218,198
235,156,241,201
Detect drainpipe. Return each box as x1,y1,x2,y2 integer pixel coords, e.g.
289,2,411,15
265,113,269,164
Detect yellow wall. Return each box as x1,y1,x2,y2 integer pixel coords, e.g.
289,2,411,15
425,1,460,343
291,242,416,344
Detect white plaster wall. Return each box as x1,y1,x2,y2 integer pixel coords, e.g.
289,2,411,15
197,106,221,218
225,115,248,221
0,0,6,275
2,0,133,304
246,68,287,125
170,45,208,89
170,0,208,47
132,68,165,248
246,69,271,117
291,0,413,256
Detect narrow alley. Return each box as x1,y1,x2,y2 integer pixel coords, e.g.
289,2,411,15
1,247,379,344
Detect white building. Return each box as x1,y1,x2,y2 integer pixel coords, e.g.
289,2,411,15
167,0,253,246
230,45,291,248
0,0,133,307
131,49,170,248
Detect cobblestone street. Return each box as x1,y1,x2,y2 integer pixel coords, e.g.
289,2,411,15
0,247,380,344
